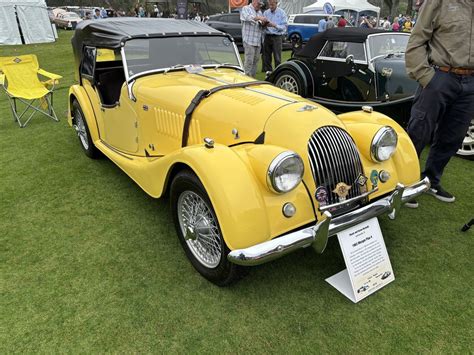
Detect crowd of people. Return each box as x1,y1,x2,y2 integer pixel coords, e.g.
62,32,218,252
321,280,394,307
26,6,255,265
314,13,416,32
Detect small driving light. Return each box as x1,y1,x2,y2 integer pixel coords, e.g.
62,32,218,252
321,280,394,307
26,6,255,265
282,203,296,218
379,170,391,183
267,151,304,193
371,126,398,162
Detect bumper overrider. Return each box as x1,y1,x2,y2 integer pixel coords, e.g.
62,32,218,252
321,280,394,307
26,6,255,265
228,177,430,266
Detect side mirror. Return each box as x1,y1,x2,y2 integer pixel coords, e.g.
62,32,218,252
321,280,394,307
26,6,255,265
345,54,354,64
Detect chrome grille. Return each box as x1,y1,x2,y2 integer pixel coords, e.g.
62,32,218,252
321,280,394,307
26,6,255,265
308,126,365,206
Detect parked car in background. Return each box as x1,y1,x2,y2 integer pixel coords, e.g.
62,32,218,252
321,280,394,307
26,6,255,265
54,12,83,30
458,119,473,159
206,13,243,46
268,28,417,125
206,12,292,52
287,13,342,45
69,18,429,286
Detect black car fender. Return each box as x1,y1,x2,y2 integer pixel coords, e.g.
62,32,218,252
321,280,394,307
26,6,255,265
267,60,314,98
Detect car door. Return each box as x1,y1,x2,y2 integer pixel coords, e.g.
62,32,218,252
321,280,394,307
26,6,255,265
313,40,371,101
81,47,139,153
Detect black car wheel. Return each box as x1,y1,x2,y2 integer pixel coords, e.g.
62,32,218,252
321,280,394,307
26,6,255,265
170,170,247,286
274,70,305,97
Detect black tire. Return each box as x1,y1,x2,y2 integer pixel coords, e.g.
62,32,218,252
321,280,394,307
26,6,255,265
72,100,100,159
170,170,247,286
274,69,306,97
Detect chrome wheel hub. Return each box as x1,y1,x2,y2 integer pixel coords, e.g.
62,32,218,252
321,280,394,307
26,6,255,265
177,191,222,268
74,109,89,150
276,74,299,94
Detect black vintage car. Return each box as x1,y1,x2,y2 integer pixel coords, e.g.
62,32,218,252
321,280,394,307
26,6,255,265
267,28,417,125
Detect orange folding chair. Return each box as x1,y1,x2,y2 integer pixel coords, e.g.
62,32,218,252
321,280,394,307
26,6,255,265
0,54,62,128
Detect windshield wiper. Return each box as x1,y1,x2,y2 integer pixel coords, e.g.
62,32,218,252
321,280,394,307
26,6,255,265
163,64,186,74
213,62,239,69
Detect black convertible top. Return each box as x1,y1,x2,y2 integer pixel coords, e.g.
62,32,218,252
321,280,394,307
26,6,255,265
71,18,223,50
296,27,387,58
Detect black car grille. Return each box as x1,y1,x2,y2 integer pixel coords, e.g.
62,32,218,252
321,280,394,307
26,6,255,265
308,126,365,207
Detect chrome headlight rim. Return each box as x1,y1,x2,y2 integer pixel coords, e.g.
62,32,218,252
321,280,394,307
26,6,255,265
267,151,304,194
371,126,398,162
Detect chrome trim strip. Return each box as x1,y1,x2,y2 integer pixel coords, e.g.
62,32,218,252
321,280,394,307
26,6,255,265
228,177,430,266
100,140,134,160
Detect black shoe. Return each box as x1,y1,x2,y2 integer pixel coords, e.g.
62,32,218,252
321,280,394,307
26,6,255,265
427,185,455,202
405,199,419,209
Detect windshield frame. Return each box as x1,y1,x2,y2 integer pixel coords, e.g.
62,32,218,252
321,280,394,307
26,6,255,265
121,34,243,84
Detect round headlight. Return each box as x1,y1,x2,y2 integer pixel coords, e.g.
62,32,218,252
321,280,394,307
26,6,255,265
371,126,398,162
267,151,304,193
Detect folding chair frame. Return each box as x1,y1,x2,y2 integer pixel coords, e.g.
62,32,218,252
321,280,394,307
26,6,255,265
0,55,61,128
1,83,59,128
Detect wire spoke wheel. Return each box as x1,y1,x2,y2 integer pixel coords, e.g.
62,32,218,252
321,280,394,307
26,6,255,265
177,191,222,268
275,74,300,94
74,108,89,150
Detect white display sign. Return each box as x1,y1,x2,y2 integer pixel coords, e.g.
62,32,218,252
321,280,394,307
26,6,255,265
326,217,394,303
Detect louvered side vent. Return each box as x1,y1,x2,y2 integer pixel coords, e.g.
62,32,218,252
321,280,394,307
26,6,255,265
308,126,365,207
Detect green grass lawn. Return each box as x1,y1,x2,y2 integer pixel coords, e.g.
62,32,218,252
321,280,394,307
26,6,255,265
1,30,473,353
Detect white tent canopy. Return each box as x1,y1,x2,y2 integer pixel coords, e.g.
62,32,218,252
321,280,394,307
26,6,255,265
0,0,55,45
303,0,380,19
279,0,316,16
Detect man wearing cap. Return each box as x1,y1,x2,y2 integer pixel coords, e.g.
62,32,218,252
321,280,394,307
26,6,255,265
262,0,287,72
405,0,474,207
241,0,267,78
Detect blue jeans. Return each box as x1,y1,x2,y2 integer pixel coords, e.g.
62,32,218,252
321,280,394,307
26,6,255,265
407,70,474,186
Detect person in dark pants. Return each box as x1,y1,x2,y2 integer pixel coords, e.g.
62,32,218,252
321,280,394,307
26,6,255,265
405,0,474,208
262,0,287,73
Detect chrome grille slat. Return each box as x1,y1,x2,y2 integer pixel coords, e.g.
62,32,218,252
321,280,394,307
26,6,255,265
332,126,356,199
321,129,344,204
332,127,354,198
307,126,364,206
341,129,363,198
313,131,338,204
311,137,332,194
327,127,350,195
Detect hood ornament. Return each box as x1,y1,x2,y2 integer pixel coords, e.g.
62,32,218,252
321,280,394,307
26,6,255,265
332,182,352,202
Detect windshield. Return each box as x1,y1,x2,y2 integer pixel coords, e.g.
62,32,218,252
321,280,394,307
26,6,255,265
64,12,80,19
124,36,240,79
368,34,409,59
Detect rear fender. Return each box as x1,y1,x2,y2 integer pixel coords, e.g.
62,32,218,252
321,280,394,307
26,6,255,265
68,85,100,142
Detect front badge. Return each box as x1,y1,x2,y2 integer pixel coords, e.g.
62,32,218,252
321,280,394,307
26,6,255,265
315,186,329,206
332,182,352,202
370,170,379,188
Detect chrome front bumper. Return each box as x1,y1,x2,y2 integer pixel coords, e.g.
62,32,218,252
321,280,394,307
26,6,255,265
228,177,430,266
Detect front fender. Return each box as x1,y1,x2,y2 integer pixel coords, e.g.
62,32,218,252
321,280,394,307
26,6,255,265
168,144,315,250
95,140,314,250
267,60,314,97
68,85,100,142
338,110,421,193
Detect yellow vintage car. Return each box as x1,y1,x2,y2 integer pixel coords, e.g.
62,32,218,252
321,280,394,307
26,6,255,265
68,18,430,286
